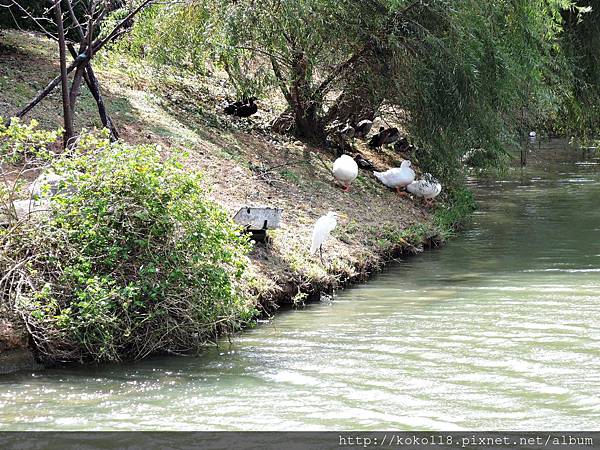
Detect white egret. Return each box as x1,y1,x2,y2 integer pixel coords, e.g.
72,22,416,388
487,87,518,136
310,211,345,261
332,154,359,191
373,160,415,194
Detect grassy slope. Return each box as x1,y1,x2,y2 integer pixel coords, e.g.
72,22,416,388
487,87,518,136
0,30,441,315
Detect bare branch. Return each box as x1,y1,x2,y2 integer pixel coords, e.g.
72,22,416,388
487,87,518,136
14,0,155,118
86,0,96,56
65,0,85,40
4,0,57,41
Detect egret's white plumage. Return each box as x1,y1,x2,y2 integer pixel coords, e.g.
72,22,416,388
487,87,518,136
529,131,537,138
332,154,359,189
310,211,338,254
373,160,415,190
407,175,442,199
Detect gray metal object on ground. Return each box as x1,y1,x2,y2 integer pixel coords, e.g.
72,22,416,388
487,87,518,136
233,207,283,242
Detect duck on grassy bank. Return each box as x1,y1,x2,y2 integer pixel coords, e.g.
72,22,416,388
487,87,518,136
368,127,400,149
332,154,359,191
224,97,258,117
353,153,375,170
338,123,356,140
373,160,415,195
407,175,442,208
354,119,373,139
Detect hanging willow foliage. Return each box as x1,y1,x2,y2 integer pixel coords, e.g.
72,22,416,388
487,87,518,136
114,0,595,179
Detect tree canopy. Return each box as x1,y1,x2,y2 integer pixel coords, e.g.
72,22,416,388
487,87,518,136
561,1,600,137
110,0,598,179
3,1,599,179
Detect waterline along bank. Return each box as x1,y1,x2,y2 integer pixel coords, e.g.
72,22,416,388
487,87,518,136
2,140,599,430
0,122,469,373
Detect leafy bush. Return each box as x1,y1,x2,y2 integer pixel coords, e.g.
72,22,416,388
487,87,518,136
1,130,255,363
0,118,60,220
0,117,60,165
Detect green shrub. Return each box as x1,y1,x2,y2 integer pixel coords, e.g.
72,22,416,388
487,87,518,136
1,130,255,363
0,117,60,165
434,186,476,238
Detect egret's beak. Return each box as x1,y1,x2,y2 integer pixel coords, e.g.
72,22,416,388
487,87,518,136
338,212,349,220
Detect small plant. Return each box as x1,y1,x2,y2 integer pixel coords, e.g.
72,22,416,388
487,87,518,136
279,169,300,183
291,289,308,306
0,118,61,228
1,130,255,363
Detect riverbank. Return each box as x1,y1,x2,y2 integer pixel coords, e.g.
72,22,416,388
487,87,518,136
2,139,591,431
0,31,469,372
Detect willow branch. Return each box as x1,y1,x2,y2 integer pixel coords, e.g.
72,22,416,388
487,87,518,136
313,0,421,100
270,56,294,106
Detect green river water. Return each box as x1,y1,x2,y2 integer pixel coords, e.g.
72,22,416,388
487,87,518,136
1,141,599,430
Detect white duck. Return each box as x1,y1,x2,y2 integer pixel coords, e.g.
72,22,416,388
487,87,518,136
332,154,358,191
338,123,356,140
373,160,415,194
407,174,442,207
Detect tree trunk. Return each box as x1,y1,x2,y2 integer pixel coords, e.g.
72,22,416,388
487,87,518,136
54,0,74,147
287,51,326,143
69,65,85,113
65,44,119,141
84,64,120,141
293,103,324,143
